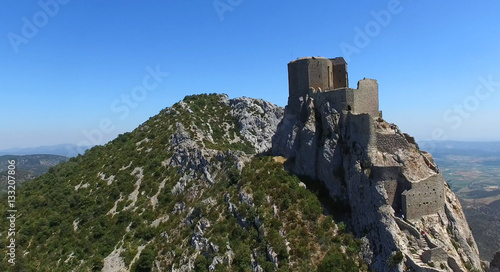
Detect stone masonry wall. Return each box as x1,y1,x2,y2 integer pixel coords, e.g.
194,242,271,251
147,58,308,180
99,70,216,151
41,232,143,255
346,79,379,117
376,133,409,154
287,57,377,117
331,57,348,89
311,79,379,117
402,174,445,221
311,88,347,112
307,58,334,92
288,57,333,100
288,58,312,99
372,166,411,212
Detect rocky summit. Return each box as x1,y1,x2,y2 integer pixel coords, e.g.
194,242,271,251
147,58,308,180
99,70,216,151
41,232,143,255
0,60,489,271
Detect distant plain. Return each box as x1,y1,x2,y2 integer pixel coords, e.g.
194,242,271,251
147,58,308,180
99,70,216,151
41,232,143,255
421,141,500,260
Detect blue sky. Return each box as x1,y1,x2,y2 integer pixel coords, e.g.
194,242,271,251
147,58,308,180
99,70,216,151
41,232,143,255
1,0,500,151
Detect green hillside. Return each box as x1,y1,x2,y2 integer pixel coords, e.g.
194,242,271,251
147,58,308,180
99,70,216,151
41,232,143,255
0,94,367,271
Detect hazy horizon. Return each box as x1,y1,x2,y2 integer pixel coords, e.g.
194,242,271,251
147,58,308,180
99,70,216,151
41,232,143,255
2,138,500,153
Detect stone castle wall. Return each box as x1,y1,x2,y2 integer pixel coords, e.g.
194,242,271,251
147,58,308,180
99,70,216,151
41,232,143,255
288,57,348,98
376,132,409,154
372,148,445,221
309,78,379,117
372,166,409,212
402,174,445,221
347,79,379,117
331,57,348,89
288,57,335,100
306,58,334,92
311,88,347,113
288,57,378,117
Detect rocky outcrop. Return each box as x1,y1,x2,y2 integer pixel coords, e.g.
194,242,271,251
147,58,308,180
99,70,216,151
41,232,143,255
272,93,483,271
229,97,284,154
166,94,283,186
491,251,500,272
161,94,285,269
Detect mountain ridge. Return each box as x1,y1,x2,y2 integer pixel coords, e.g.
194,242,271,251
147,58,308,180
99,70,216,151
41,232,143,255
0,93,488,271
0,94,370,271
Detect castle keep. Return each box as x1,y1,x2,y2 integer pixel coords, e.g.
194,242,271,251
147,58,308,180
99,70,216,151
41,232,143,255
287,56,444,221
287,56,380,117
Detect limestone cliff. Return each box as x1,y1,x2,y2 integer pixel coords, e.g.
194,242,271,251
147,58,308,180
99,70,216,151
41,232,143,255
272,93,483,271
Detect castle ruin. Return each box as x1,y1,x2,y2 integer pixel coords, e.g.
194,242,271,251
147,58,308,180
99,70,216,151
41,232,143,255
287,56,444,221
287,56,380,117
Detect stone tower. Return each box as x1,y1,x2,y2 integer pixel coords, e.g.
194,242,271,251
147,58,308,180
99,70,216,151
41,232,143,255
287,56,379,117
331,57,348,89
287,56,348,101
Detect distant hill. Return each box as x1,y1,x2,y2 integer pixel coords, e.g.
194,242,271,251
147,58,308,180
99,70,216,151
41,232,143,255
0,154,69,195
419,140,500,157
0,144,92,157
